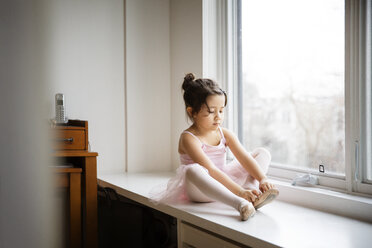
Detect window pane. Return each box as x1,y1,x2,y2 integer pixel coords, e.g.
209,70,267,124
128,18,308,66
240,0,345,174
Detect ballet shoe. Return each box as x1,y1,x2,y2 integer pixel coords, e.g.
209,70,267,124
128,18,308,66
253,188,279,210
239,202,255,221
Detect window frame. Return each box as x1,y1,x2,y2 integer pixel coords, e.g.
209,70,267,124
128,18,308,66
206,0,372,196
344,0,372,195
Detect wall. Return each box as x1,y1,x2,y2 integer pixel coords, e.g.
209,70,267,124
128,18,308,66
170,0,203,169
0,1,204,245
1,1,57,246
126,0,172,172
42,0,125,174
18,0,203,174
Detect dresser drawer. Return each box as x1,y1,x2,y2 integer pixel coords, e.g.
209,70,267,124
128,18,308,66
54,129,87,150
179,222,244,248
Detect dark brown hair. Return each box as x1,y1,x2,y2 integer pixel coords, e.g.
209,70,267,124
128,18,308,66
182,73,227,118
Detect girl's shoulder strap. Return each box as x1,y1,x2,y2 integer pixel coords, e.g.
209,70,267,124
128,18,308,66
182,130,203,145
218,126,226,140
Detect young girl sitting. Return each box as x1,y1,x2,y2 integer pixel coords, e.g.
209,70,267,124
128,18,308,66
150,73,278,221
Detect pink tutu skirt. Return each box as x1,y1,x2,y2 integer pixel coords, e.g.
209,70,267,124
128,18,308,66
149,159,250,204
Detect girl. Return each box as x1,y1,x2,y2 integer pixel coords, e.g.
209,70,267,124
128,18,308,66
151,73,278,221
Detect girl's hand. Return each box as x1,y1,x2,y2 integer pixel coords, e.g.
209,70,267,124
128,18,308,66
259,178,275,193
238,188,260,202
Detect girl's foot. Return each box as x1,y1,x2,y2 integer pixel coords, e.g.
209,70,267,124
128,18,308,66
239,202,255,221
253,188,279,210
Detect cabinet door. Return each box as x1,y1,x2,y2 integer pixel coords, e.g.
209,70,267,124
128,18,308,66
179,221,246,248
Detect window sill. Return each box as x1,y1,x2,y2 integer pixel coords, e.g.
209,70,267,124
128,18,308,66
98,172,372,247
271,177,372,222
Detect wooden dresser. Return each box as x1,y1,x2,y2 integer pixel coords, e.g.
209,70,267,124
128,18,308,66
52,120,98,248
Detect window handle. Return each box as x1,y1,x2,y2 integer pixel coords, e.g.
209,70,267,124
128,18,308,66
56,137,74,143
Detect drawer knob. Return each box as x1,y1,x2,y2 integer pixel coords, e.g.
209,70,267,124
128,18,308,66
57,138,74,143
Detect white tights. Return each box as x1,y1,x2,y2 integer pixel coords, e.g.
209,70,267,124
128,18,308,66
185,147,271,212
242,147,270,189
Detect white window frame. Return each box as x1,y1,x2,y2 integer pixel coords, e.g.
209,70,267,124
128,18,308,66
345,0,372,195
203,0,372,197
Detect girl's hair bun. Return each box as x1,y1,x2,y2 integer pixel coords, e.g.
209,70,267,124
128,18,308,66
184,73,195,82
182,73,196,91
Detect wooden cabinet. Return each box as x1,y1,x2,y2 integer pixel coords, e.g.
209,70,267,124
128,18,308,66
54,167,82,248
53,120,88,151
52,120,98,248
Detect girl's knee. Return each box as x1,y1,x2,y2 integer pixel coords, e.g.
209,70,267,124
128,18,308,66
185,164,208,179
252,147,271,161
252,147,271,173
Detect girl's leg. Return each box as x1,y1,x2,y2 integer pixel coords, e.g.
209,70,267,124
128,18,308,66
251,147,271,173
241,148,278,209
185,164,254,220
244,147,271,189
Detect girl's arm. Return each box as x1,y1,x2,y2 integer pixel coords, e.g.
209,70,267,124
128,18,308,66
223,128,275,192
180,133,258,201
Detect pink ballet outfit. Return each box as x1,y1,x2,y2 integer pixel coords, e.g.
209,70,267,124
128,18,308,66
149,127,255,204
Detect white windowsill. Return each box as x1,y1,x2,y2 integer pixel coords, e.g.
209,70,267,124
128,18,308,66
271,177,372,223
98,171,372,248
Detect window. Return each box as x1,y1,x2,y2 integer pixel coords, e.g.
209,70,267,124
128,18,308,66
223,0,372,194
238,0,345,177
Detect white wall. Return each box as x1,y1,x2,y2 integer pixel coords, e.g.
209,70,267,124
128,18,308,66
1,1,57,246
42,0,125,174
126,0,172,172
125,0,204,172
123,0,204,172
33,0,203,174
170,0,203,169
0,1,205,245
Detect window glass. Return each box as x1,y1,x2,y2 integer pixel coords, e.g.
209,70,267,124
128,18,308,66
240,0,345,174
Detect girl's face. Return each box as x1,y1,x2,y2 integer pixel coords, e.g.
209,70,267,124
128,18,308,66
192,94,225,131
